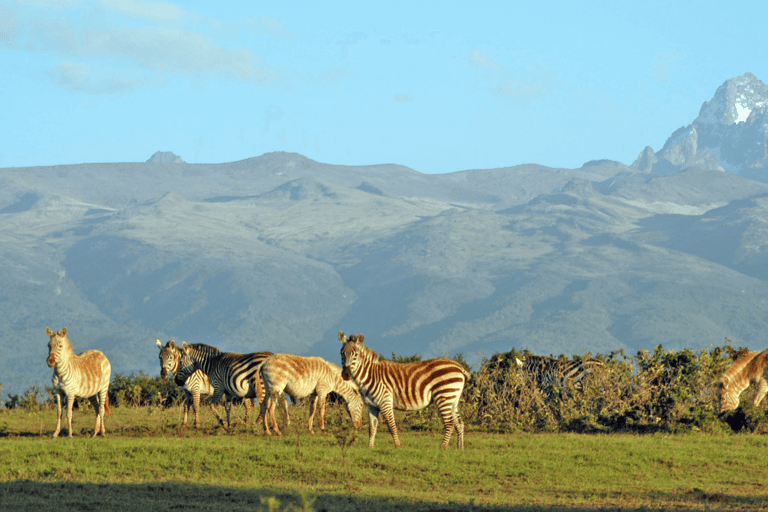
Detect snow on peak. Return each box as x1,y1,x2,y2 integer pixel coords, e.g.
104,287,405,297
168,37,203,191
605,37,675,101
734,101,752,123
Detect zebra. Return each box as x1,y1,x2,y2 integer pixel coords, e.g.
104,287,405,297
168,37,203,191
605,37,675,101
156,339,238,429
175,342,273,430
338,330,470,450
716,349,768,413
257,353,364,436
46,326,111,438
515,354,604,392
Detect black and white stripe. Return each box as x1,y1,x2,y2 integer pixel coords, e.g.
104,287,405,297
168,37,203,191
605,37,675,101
176,342,273,429
156,339,234,428
516,355,604,392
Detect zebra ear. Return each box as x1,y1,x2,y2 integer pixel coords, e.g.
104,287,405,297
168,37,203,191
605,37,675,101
169,340,176,348
338,331,346,343
357,333,364,344
181,341,189,352
516,357,524,368
46,327,54,337
156,339,163,349
60,327,67,337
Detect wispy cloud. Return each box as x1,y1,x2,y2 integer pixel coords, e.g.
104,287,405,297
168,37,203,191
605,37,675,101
50,60,162,94
394,94,413,103
6,0,282,93
470,48,550,105
470,49,502,70
99,0,189,22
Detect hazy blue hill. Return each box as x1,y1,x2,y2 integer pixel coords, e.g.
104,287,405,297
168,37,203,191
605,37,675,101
4,141,768,395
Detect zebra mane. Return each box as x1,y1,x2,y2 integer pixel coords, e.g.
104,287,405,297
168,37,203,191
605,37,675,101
184,342,222,356
719,349,768,388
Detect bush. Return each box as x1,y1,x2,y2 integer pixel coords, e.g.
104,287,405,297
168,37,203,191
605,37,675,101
464,343,744,434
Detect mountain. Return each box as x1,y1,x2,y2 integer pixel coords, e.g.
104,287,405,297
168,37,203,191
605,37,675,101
4,74,768,397
634,73,768,179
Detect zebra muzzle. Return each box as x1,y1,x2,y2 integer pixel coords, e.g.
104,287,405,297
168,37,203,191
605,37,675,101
341,367,352,381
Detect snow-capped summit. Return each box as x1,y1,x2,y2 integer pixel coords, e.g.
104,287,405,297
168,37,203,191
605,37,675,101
635,73,768,181
697,72,768,126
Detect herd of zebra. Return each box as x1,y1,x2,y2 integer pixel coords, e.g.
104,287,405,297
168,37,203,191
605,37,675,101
45,326,768,447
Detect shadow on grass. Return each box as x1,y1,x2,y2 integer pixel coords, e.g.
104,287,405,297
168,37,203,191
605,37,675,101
2,481,767,512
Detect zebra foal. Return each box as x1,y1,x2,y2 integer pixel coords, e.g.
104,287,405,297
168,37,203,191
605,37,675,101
156,339,234,429
46,327,111,438
258,353,364,435
176,342,273,430
339,331,469,450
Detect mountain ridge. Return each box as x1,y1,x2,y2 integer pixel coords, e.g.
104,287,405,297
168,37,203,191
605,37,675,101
4,74,768,396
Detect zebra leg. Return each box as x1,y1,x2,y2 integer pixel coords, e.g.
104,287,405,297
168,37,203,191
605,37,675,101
93,389,107,437
307,395,318,434
267,393,282,436
261,396,273,435
192,389,202,429
451,401,465,450
318,393,328,432
367,406,381,449
65,394,75,438
244,398,254,427
222,396,232,430
242,397,250,427
282,395,290,429
437,401,456,450
52,393,63,439
379,402,401,448
180,390,191,429
89,395,101,437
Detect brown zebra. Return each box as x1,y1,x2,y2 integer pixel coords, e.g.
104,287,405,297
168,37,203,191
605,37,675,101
46,327,111,438
716,349,768,412
156,339,234,429
339,331,469,449
257,353,364,436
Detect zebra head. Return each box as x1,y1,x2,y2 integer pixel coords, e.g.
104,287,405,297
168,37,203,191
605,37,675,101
715,376,740,413
176,342,199,385
157,339,181,380
46,326,71,368
338,330,365,381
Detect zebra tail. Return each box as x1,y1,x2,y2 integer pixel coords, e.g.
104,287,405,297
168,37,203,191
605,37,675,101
104,394,112,415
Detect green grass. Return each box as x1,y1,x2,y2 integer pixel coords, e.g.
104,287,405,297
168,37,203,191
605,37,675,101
1,405,768,511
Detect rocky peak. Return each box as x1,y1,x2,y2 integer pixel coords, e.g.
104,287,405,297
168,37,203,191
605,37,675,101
146,151,184,163
697,72,768,126
649,73,768,179
630,146,657,172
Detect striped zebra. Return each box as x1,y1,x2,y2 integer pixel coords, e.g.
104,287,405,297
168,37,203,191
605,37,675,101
338,331,470,450
515,355,604,392
176,342,273,430
156,339,236,429
257,353,364,436
716,349,768,413
46,327,111,438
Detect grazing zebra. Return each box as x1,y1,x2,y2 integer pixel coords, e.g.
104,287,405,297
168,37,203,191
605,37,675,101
176,342,273,430
257,353,364,436
716,349,768,413
156,339,238,429
46,327,111,438
338,331,470,450
515,355,604,392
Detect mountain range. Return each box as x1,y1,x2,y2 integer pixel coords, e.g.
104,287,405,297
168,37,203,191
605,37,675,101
2,72,768,396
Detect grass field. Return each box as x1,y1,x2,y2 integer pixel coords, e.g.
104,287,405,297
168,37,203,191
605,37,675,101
1,403,767,511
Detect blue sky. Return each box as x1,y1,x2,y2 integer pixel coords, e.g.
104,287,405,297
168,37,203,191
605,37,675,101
2,0,768,174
